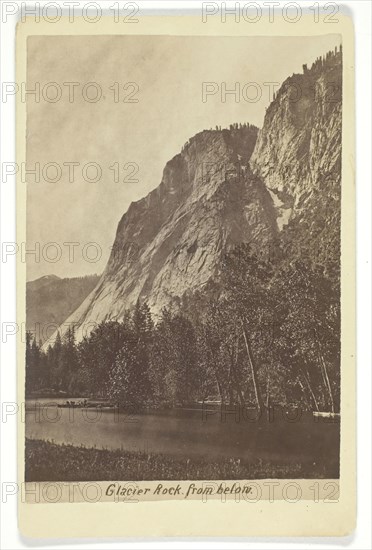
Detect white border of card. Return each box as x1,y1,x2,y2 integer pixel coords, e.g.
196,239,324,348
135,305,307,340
17,13,355,538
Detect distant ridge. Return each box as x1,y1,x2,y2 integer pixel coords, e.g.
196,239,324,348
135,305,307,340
27,274,100,342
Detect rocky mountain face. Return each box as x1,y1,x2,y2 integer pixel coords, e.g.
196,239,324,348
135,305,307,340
250,48,342,231
50,48,342,343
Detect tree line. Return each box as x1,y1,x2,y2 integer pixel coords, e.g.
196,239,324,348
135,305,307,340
26,237,340,413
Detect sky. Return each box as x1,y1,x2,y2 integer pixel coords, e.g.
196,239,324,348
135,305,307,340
26,33,340,281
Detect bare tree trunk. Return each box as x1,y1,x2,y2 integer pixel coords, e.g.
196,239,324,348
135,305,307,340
228,347,235,405
207,339,225,406
233,337,246,407
298,379,311,409
318,358,330,406
266,375,270,408
318,343,335,413
320,353,334,413
315,335,335,413
214,371,225,406
240,319,264,412
232,367,245,407
301,368,319,412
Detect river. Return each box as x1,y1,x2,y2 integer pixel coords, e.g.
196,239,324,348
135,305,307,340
25,399,340,469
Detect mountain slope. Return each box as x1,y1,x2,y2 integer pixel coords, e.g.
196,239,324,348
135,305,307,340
56,124,282,342
251,47,342,280
27,274,100,341
50,48,342,344
250,48,342,243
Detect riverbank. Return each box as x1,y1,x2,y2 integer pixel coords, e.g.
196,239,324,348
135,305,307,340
25,438,339,481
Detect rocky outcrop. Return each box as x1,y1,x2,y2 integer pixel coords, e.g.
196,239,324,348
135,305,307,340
46,48,342,344
250,47,342,225
58,124,281,342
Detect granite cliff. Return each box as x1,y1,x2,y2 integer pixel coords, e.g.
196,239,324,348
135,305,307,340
48,48,342,344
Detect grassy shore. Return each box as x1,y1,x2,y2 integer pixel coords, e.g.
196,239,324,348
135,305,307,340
25,438,338,481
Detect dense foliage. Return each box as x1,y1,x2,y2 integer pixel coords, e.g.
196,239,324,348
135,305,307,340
26,240,340,413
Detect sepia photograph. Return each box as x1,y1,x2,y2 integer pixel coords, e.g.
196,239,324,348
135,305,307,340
23,31,343,486
0,0,368,540
9,4,362,539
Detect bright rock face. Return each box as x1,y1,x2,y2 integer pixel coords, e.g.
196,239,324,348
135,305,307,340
250,49,342,224
52,49,342,343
